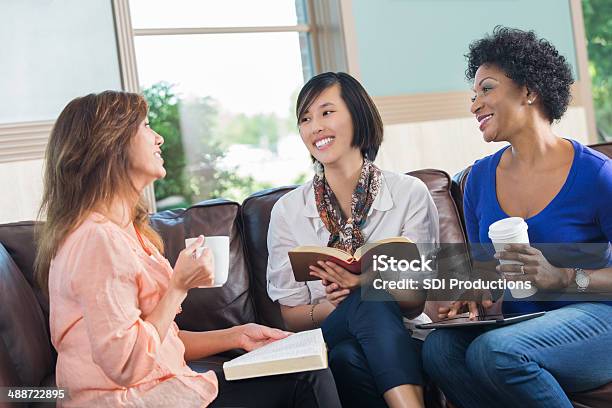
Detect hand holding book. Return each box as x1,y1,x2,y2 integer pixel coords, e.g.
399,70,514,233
233,323,292,352
323,281,351,306
310,260,362,289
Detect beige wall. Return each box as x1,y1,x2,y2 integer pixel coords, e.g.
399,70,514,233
376,107,590,175
342,0,597,176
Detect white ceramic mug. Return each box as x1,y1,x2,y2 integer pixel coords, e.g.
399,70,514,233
185,236,230,288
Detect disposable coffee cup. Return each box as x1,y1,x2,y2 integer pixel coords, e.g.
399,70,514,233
488,217,537,298
185,236,230,288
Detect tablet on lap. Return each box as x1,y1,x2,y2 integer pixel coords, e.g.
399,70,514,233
415,311,546,329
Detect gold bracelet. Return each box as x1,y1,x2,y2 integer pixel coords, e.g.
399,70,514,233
309,303,317,327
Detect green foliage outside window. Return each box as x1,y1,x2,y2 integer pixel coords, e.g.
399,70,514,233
143,82,274,209
582,0,612,141
220,113,280,152
143,83,191,203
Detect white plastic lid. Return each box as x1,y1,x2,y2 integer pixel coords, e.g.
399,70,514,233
488,217,528,240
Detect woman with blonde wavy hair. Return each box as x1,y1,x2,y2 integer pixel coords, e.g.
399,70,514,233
36,91,341,407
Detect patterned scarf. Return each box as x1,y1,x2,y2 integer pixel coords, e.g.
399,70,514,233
313,158,382,254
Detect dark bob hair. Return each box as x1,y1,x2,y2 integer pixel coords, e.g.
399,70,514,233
296,72,383,161
466,26,574,123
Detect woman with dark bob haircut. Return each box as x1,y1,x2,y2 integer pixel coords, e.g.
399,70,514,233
266,72,439,407
423,27,612,407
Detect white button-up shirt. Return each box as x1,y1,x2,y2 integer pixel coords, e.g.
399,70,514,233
266,170,440,339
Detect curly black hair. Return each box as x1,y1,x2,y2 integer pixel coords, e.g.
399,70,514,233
466,26,574,122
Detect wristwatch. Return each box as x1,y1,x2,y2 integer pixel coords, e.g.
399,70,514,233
574,268,590,292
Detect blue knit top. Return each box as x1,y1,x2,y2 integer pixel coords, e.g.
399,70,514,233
463,139,612,313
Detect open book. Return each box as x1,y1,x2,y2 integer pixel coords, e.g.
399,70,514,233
223,329,328,381
289,237,418,281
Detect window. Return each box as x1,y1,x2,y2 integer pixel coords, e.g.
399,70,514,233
0,0,122,223
128,0,317,208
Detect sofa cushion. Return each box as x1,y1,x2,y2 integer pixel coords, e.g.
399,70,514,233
408,170,466,244
150,199,257,331
241,187,296,330
0,331,20,388
0,244,53,388
571,383,612,408
590,141,612,158
407,170,471,318
0,221,49,319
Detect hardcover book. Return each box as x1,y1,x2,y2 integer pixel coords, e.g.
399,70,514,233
289,237,418,281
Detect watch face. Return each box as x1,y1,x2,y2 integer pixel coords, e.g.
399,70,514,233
576,271,589,288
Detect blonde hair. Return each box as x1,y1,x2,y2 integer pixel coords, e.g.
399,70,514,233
35,91,164,293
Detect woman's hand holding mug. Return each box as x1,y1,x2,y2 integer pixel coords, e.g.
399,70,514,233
171,235,215,291
495,243,573,291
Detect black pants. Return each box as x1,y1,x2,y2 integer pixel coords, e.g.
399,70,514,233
322,290,424,408
203,365,341,408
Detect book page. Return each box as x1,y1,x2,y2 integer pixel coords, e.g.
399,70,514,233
354,236,412,259
224,329,325,367
290,246,353,262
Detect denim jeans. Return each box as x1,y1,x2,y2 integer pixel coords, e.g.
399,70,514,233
422,302,612,408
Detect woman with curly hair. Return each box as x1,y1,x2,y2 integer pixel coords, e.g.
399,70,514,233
422,27,612,407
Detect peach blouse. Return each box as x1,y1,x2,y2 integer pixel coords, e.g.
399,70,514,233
49,213,218,407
